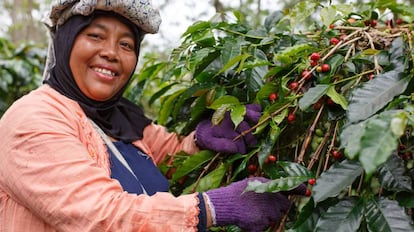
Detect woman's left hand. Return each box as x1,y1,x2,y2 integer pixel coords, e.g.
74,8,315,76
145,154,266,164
194,104,261,154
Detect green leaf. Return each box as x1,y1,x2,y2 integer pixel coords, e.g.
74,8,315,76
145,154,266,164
172,82,215,120
158,89,186,125
245,175,310,193
396,192,414,208
189,47,219,77
378,155,412,192
340,122,365,160
172,150,215,181
299,84,330,111
258,126,281,167
315,197,364,232
320,6,338,28
182,21,211,37
326,85,348,110
275,43,312,65
221,38,242,70
149,82,178,106
182,163,227,193
341,111,402,175
365,197,414,232
347,38,409,123
209,95,241,110
245,162,312,193
312,160,363,203
230,104,245,128
278,161,313,177
358,114,400,175
264,11,284,31
290,1,318,28
216,53,251,77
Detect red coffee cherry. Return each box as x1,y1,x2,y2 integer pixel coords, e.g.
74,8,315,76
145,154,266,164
310,52,321,61
308,178,316,186
301,69,312,80
248,164,257,173
330,149,342,159
321,64,330,72
287,113,296,124
330,37,340,45
268,154,277,163
268,92,278,101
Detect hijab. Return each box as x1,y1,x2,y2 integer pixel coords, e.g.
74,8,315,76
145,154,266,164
44,11,152,142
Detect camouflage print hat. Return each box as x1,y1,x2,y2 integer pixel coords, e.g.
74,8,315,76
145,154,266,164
42,0,161,80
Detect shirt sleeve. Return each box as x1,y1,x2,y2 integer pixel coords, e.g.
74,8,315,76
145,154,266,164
135,123,200,164
0,91,200,232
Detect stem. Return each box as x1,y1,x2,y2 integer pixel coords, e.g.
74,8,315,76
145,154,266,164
297,104,325,163
191,152,221,193
363,31,382,74
233,100,297,142
307,122,334,170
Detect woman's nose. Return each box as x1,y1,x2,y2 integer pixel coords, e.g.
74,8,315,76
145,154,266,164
100,41,119,62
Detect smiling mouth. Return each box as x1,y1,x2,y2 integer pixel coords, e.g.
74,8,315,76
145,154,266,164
93,67,117,77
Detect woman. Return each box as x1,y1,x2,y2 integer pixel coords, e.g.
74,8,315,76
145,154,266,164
0,0,305,231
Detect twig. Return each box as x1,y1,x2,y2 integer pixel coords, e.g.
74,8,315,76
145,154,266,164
363,31,382,74
307,122,334,170
191,152,221,192
297,104,325,163
323,121,339,171
233,101,295,142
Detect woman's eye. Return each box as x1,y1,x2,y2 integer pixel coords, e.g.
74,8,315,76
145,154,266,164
121,41,134,50
87,33,101,40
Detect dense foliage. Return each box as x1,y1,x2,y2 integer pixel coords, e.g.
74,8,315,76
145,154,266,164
134,1,414,231
0,38,45,116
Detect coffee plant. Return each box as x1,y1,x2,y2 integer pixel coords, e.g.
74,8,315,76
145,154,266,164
0,38,45,116
133,1,414,231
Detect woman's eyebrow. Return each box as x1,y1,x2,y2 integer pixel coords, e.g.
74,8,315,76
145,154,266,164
90,21,135,39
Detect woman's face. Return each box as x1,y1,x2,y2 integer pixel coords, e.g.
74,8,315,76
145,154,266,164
69,16,138,101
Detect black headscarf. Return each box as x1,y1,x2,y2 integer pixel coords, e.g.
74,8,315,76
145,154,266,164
44,11,152,142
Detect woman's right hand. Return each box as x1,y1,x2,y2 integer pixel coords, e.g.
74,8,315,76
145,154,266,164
203,177,307,232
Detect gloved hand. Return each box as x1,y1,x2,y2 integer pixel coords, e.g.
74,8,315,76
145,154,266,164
204,177,307,232
195,104,262,154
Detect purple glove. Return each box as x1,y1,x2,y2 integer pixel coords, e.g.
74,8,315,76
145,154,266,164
195,104,261,154
205,177,307,232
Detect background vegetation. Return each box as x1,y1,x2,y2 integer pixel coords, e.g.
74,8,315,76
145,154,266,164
1,0,414,231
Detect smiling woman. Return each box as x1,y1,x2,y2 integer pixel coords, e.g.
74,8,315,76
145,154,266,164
69,15,138,101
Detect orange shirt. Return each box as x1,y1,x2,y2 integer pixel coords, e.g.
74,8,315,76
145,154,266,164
0,85,200,231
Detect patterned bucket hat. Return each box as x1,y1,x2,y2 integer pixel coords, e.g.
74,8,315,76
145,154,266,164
44,0,161,34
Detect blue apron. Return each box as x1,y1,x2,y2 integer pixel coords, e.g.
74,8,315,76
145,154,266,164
108,141,169,195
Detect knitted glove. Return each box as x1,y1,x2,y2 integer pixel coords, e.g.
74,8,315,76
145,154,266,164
204,177,307,232
195,104,261,154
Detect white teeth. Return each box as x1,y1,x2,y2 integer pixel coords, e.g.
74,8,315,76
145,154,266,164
93,67,116,76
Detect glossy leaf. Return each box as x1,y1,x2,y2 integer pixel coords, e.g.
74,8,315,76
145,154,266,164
258,126,281,167
264,11,284,31
221,38,242,71
299,84,330,111
378,155,412,192
315,197,364,232
158,89,186,125
347,38,409,123
182,163,227,193
365,197,414,232
326,85,347,110
312,160,363,203
245,162,312,193
172,150,215,181
341,111,401,175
